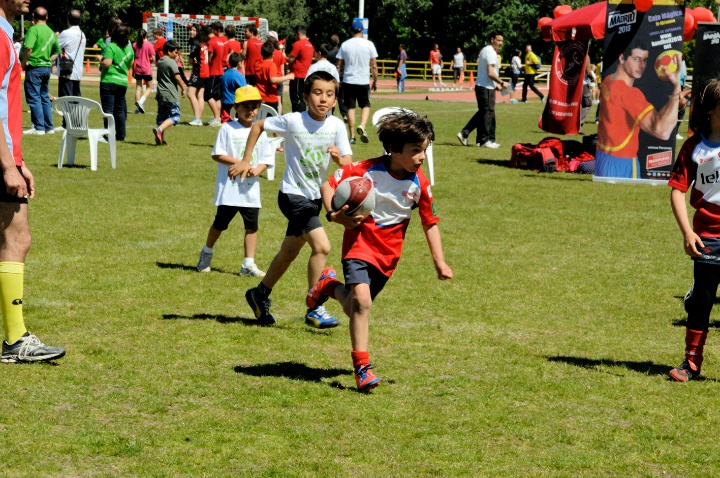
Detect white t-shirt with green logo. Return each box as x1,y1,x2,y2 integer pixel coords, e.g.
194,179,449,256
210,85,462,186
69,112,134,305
211,122,274,207
264,112,352,200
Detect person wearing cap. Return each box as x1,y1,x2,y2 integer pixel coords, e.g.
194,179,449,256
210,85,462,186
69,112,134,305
336,19,378,144
286,25,314,112
242,23,263,85
220,52,247,122
196,85,273,277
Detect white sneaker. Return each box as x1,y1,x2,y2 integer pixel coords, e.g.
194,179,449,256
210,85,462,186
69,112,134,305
240,263,266,277
23,128,44,135
54,126,65,132
197,249,213,272
676,134,684,140
189,118,203,126
45,129,55,135
207,118,221,127
456,132,468,146
479,141,500,149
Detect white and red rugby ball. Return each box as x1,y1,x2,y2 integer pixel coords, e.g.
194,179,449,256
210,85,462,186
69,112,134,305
331,176,376,217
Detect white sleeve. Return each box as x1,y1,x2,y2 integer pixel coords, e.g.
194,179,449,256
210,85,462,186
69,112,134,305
256,132,275,167
262,114,289,135
334,119,353,157
57,31,70,50
370,42,378,59
211,125,230,157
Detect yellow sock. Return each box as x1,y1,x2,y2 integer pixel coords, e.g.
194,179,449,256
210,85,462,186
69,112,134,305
0,262,26,344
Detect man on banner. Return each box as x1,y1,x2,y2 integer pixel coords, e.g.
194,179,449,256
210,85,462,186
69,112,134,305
596,40,685,179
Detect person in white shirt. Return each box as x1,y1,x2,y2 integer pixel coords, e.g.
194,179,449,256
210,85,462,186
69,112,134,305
336,19,378,144
456,31,507,149
452,47,466,89
56,9,86,98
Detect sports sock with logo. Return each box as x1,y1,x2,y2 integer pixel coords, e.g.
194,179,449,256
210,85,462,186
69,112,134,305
0,262,27,344
685,328,708,369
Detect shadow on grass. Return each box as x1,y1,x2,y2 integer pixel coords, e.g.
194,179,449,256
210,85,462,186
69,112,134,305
162,313,262,325
53,163,89,169
523,173,590,181
546,355,720,381
234,361,353,388
475,158,512,168
671,318,720,328
156,261,237,275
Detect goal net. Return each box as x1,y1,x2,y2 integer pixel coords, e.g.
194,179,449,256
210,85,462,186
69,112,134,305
142,13,270,53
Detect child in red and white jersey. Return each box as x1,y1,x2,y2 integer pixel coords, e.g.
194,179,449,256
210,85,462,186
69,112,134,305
668,78,720,381
308,109,453,392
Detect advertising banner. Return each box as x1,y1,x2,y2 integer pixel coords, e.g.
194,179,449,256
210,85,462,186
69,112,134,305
539,40,589,135
693,22,720,92
594,0,685,184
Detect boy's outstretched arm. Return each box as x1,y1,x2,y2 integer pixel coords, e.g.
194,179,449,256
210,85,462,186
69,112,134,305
229,119,265,180
671,187,703,257
424,223,453,280
328,145,352,166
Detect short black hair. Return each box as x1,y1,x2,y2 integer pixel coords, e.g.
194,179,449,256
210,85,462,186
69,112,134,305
261,41,274,59
163,40,178,55
489,30,503,41
314,43,329,58
228,52,243,68
377,109,435,154
622,39,649,59
245,24,258,36
690,78,720,137
67,10,81,26
211,21,223,33
225,24,236,39
304,71,339,95
294,25,307,36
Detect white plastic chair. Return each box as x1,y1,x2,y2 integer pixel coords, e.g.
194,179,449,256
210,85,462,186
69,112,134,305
372,107,435,185
255,104,283,181
53,96,116,171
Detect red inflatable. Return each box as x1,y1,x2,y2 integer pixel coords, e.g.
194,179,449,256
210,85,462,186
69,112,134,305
553,5,572,18
683,10,696,42
635,0,653,13
538,16,553,30
693,7,716,23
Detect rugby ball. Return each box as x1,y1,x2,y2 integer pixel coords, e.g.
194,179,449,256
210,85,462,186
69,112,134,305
332,176,375,217
655,50,681,81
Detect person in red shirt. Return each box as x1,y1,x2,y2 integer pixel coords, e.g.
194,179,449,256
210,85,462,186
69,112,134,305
152,28,165,62
286,24,314,112
429,43,444,87
0,0,65,363
255,41,294,111
205,21,226,126
242,23,263,86
268,31,287,114
223,24,241,71
307,110,452,391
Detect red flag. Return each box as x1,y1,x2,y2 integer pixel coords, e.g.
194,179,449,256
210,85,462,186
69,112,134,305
539,40,589,135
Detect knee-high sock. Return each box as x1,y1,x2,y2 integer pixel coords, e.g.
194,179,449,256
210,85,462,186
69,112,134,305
0,262,26,344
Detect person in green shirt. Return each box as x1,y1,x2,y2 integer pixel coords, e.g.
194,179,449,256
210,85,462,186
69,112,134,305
100,23,134,141
21,7,60,135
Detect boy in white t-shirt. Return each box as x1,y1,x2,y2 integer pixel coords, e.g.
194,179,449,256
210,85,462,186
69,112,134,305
230,71,353,327
196,86,274,276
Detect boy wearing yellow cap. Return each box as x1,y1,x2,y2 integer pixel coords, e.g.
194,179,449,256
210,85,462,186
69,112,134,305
196,86,274,276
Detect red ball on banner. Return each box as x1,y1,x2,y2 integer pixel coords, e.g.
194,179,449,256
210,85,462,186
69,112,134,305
553,5,572,18
635,0,653,13
693,7,716,23
684,10,696,34
538,16,553,30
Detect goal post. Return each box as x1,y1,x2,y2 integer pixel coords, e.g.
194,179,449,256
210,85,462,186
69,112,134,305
142,13,269,53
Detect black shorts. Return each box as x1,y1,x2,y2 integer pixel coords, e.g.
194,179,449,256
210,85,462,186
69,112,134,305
212,205,260,231
342,83,371,109
134,73,152,82
245,74,256,86
277,191,323,237
203,75,222,101
188,75,206,89
0,166,29,203
342,259,389,300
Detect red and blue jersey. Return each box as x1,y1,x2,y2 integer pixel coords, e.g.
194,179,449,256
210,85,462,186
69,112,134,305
0,18,22,166
329,156,439,277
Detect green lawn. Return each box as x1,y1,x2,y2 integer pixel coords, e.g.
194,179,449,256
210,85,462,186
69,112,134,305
1,81,715,477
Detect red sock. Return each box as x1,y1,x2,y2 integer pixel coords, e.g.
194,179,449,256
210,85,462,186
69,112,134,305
685,328,708,369
322,278,341,299
351,350,370,368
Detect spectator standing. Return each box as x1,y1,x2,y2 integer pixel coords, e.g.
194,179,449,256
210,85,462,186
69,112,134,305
205,22,226,126
522,44,545,102
509,49,522,103
396,44,407,93
430,43,445,87
256,42,294,111
56,9,86,99
286,25,314,113
223,25,241,70
133,29,155,114
456,31,507,149
336,19,378,144
0,0,66,363
242,23,263,86
152,28,166,62
268,31,287,114
452,47,466,89
187,24,208,126
306,43,340,82
21,7,60,135
220,52,247,123
100,23,134,142
152,41,187,146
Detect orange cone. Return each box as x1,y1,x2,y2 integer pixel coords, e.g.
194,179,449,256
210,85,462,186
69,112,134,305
469,71,474,85
85,58,90,73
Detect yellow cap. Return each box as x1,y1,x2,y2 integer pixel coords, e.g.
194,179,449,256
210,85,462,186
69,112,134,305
234,86,262,104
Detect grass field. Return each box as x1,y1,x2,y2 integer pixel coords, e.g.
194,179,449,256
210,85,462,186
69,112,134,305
1,81,717,477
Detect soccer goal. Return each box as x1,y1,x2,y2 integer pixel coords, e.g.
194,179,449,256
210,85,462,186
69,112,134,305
142,13,270,53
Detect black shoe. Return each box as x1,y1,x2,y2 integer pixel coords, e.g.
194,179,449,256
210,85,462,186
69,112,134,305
245,288,276,326
669,360,701,382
